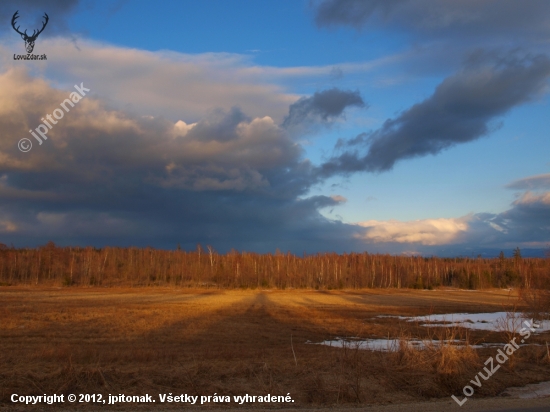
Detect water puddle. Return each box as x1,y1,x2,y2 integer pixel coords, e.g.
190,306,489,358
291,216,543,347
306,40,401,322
308,311,549,352
308,337,542,352
308,337,481,352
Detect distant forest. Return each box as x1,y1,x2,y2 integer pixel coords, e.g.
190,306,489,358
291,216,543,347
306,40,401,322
0,242,549,290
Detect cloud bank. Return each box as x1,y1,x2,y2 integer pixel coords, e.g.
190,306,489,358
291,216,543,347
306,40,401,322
1,4,548,256
0,68,365,252
0,60,548,255
354,179,550,255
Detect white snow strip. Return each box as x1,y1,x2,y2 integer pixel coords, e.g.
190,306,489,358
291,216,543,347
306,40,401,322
377,312,550,332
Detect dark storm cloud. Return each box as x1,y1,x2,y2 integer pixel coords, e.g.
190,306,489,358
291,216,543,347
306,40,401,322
0,0,79,36
0,69,362,253
313,0,550,40
318,54,550,175
282,88,365,133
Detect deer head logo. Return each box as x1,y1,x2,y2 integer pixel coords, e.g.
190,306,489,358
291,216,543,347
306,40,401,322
11,11,49,54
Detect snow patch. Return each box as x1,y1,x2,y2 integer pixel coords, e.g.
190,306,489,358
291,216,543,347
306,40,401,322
377,312,550,332
501,381,550,399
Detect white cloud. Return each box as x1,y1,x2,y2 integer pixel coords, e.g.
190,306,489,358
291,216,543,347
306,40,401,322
0,37,401,125
356,217,470,245
0,38,296,123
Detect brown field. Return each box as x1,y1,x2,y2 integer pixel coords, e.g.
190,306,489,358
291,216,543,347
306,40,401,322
1,287,549,410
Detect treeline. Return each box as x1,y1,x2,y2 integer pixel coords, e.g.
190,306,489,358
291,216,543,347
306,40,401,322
0,242,549,290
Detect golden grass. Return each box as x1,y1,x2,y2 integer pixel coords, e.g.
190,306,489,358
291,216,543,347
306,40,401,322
0,287,548,408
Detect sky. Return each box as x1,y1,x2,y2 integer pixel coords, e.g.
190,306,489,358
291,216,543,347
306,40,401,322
0,0,549,256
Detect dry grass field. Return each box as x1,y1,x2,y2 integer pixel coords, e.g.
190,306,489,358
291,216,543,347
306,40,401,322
1,287,549,410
